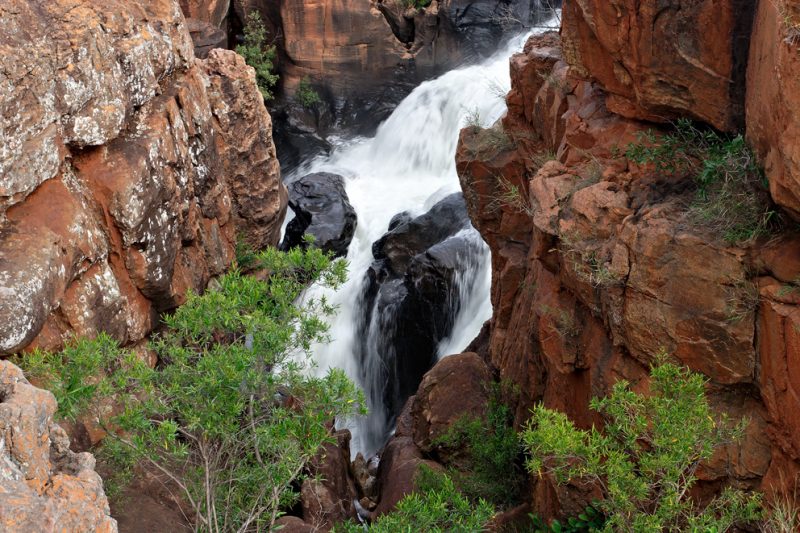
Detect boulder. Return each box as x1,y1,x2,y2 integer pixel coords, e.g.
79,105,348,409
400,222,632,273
281,173,357,258
355,193,487,445
300,429,359,530
0,361,117,532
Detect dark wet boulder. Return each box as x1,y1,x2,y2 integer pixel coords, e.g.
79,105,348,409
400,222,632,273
280,172,357,258
355,193,488,449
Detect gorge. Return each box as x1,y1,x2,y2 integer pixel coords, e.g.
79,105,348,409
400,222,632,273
2,0,800,531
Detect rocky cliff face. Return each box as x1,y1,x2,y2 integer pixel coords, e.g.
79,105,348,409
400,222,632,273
450,1,800,515
182,0,549,167
0,0,286,356
0,360,117,531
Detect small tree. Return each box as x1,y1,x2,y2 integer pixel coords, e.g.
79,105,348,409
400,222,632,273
296,76,322,109
522,356,762,532
236,11,279,100
17,246,365,532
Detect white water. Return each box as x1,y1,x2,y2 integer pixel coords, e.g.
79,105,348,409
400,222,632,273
290,26,552,455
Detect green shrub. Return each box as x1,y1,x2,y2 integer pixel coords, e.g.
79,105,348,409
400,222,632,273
403,0,432,9
531,504,605,532
522,355,763,532
17,246,364,532
433,386,526,508
625,119,779,244
337,466,495,533
236,11,279,100
296,76,322,109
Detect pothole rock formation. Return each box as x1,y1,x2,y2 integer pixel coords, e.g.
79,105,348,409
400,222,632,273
0,0,287,355
0,360,117,532
280,172,357,258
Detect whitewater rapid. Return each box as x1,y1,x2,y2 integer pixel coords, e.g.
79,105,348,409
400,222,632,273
290,25,552,455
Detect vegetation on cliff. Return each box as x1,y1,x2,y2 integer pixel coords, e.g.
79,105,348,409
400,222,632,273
236,11,278,100
16,247,365,532
523,356,763,531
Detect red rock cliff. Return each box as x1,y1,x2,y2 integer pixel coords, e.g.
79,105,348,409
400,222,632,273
0,0,287,355
453,0,800,517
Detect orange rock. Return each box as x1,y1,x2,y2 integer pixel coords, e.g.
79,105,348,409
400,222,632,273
746,0,800,220
561,0,756,132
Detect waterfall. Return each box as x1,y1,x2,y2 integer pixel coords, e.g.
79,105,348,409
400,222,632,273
290,20,557,455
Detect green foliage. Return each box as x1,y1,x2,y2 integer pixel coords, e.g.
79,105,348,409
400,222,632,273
236,11,279,100
337,466,495,533
433,386,526,508
18,246,364,532
403,0,433,9
624,119,779,244
522,355,763,532
296,76,322,109
531,505,605,532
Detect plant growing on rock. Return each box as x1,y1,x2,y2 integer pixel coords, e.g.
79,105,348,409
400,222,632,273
17,246,365,532
522,356,763,532
433,385,526,509
624,119,779,245
296,76,322,109
236,11,279,100
337,466,494,533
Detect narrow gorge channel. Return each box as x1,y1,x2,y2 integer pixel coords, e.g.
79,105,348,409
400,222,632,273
289,27,551,455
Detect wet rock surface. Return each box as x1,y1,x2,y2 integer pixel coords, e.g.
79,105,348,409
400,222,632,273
280,172,357,258
356,193,485,443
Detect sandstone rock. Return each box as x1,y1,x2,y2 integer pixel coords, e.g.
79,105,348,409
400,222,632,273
408,352,492,456
300,429,358,530
746,0,800,220
0,361,117,532
561,0,756,131
180,0,231,28
281,173,357,258
372,436,441,516
187,18,228,58
273,516,315,533
0,0,286,355
455,32,800,517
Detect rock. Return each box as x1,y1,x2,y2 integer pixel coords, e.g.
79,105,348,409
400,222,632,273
372,436,441,517
186,18,228,58
352,453,378,500
179,0,231,28
0,0,286,355
561,0,757,131
455,32,800,517
746,0,800,220
300,429,358,530
280,173,357,258
409,352,492,457
273,516,315,533
0,361,117,532
355,194,487,447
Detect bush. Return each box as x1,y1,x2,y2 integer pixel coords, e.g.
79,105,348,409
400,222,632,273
17,246,365,532
625,119,779,244
236,11,279,100
337,466,494,533
433,386,526,508
521,356,763,532
531,504,605,532
296,76,321,109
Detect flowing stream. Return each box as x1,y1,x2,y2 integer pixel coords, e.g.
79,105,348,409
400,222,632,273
290,23,554,455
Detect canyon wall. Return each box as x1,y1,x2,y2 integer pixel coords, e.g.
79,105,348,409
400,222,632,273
0,0,286,356
445,0,800,517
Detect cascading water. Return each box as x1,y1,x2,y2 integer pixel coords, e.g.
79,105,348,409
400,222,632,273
290,21,555,456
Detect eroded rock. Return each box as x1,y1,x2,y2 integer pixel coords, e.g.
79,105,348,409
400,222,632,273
0,361,117,532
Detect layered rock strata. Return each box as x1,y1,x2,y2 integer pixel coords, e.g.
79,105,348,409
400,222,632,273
0,0,286,355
